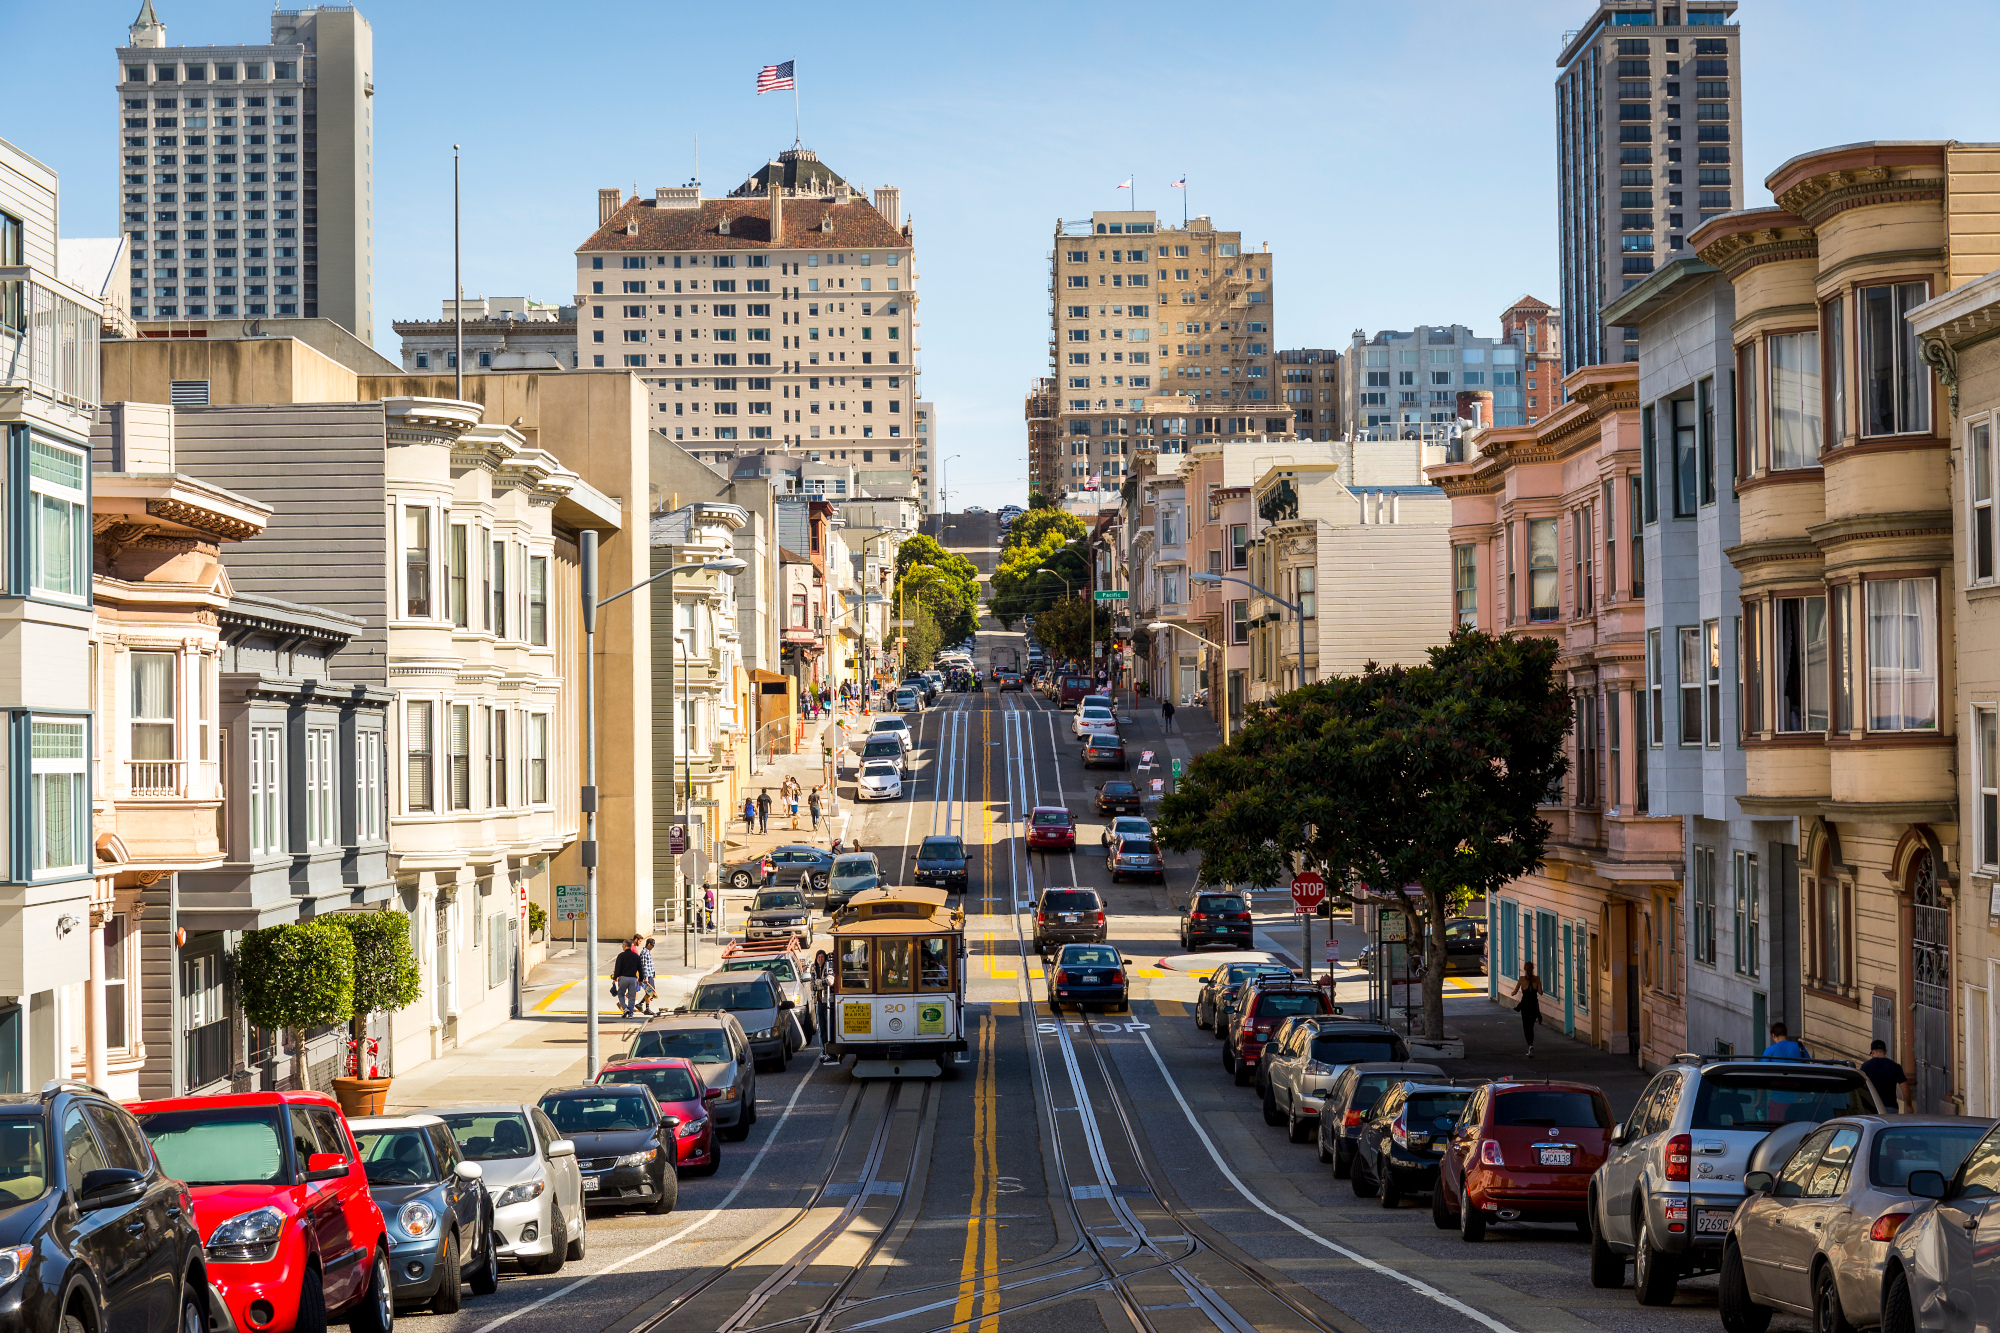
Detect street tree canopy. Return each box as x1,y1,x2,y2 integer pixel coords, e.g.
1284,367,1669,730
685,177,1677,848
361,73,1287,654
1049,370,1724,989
1025,594,1098,664
893,533,980,647
1155,628,1570,1039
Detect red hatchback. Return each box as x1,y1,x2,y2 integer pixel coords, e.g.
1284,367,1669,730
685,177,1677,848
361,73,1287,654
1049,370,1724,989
1223,983,1330,1086
594,1058,723,1176
1028,806,1075,851
132,1091,394,1333
1433,1079,1613,1240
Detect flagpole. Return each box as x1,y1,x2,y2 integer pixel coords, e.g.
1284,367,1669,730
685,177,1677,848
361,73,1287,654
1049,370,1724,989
793,74,802,147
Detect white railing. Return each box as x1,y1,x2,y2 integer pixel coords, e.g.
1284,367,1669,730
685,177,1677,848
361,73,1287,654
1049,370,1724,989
128,760,185,797
0,269,101,412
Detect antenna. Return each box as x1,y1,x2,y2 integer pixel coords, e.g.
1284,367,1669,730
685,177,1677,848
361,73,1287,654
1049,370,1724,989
694,133,700,194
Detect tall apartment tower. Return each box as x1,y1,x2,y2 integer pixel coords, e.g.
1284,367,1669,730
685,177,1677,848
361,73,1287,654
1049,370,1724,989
117,2,374,337
1024,377,1059,502
1556,1,1740,373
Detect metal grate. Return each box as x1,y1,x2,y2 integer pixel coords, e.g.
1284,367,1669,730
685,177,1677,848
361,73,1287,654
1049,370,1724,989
169,379,209,405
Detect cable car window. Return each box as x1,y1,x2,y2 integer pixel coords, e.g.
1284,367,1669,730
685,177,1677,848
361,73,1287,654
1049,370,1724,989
919,937,950,989
877,939,914,991
839,939,870,991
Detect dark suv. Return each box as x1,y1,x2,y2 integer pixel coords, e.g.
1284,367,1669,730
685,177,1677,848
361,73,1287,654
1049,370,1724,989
1032,887,1106,956
0,1081,210,1333
1179,889,1253,951
914,835,968,890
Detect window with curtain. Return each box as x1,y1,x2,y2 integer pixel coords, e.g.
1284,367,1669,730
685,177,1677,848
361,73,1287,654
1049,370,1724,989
1741,601,1763,734
529,556,549,645
448,705,471,811
1704,620,1722,745
1699,376,1717,504
1859,282,1931,437
404,506,431,618
1865,577,1938,730
1673,397,1700,515
1973,420,1995,585
1230,600,1248,645
1733,850,1760,977
530,714,548,803
30,717,87,875
1454,545,1477,625
1297,568,1315,620
306,727,336,847
356,730,383,842
1691,845,1717,966
1736,342,1760,475
1824,297,1847,444
129,652,177,790
448,524,469,627
1768,331,1822,468
1978,707,1999,870
249,725,283,855
103,916,129,1049
491,708,509,806
406,701,434,813
1678,626,1703,745
1815,877,1846,989
1630,478,1646,597
28,437,89,602
1647,627,1664,748
1774,596,1828,733
1832,584,1854,731
491,539,508,638
1528,518,1559,621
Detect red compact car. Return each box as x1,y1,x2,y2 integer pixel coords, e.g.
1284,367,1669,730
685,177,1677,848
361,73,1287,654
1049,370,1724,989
1028,806,1075,850
132,1091,393,1333
1433,1079,1613,1240
1223,983,1330,1086
594,1058,723,1176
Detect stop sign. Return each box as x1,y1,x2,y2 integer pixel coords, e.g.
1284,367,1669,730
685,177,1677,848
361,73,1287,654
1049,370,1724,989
1290,872,1326,912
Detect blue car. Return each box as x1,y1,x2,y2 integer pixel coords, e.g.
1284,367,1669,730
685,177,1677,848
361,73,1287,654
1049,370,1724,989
1050,943,1130,1014
349,1114,499,1313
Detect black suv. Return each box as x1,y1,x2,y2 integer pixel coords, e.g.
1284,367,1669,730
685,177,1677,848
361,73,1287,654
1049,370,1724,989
914,835,968,890
0,1081,208,1333
1095,782,1142,817
1032,887,1106,956
1179,888,1253,951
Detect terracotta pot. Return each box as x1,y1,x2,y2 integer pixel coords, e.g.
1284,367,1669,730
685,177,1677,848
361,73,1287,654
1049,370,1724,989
332,1076,392,1117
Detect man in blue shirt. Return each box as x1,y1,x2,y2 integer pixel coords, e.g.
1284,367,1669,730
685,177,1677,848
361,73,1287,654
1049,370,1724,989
1761,1021,1806,1059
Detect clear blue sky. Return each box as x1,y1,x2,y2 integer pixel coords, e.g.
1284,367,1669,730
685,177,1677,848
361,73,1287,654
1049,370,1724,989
10,0,2000,508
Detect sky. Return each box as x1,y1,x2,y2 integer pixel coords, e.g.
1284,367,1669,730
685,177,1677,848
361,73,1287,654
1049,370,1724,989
10,0,2000,509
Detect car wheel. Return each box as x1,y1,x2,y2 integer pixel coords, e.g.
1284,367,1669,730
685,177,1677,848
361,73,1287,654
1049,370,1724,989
524,1209,567,1276
1882,1270,1916,1333
691,1138,722,1178
1262,1087,1283,1127
1287,1106,1313,1145
1221,1042,1235,1075
731,871,753,891
649,1165,679,1215
1379,1169,1401,1209
1333,1142,1353,1179
352,1247,397,1330
566,1206,587,1261
1718,1242,1770,1333
1316,1125,1334,1164
469,1229,501,1296
427,1231,461,1313
1458,1188,1487,1241
1195,1000,1209,1031
1633,1215,1680,1306
298,1262,330,1333
182,1281,212,1333
1351,1153,1378,1198
1232,1051,1251,1087
1587,1198,1624,1289
1812,1263,1857,1333
1432,1178,1456,1230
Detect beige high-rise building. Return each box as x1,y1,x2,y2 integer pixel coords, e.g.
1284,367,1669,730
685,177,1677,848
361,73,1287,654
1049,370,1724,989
575,149,918,466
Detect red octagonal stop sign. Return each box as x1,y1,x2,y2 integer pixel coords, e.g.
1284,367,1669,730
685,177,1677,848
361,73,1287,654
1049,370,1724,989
1291,872,1326,912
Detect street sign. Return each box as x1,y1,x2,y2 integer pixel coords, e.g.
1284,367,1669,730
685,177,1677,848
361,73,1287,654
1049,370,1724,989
555,884,587,922
1093,589,1130,600
1171,758,1183,779
1380,908,1408,943
668,823,688,855
1291,872,1327,913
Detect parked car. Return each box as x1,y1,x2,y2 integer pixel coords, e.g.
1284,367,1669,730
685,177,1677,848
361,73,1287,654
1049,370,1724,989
1435,1080,1613,1240
1106,837,1164,882
712,939,816,1041
760,845,838,894
1032,887,1106,955
824,852,880,909
869,715,914,747
744,886,814,944
1081,736,1127,770
592,1060,723,1179
1588,1055,1881,1305
1720,1115,1997,1333
915,835,969,891
683,968,804,1071
855,760,904,801
531,1088,679,1217
1057,676,1095,706
1223,982,1333,1085
1077,694,1113,715
1194,957,1290,1028
1211,966,1304,1040
859,736,910,776
623,1012,758,1140
50,1085,253,1333
1876,1118,2000,1333
1442,917,1489,973
1181,889,1255,952
1351,1081,1480,1208
1258,1019,1411,1143
1100,815,1152,848
1049,943,1131,1013
1317,1062,1448,1178
1096,781,1142,816
433,1104,586,1273
1071,707,1118,740
347,1113,500,1312
1027,806,1076,851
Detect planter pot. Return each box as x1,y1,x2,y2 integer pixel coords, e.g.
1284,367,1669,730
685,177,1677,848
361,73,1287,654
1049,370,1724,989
332,1076,393,1117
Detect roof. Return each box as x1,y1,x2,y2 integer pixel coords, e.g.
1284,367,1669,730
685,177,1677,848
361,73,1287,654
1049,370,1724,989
348,1113,445,1128
727,148,850,198
1599,257,1725,328
577,194,908,255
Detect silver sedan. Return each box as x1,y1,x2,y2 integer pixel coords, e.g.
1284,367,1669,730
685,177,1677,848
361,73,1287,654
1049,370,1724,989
1880,1118,2000,1333
1719,1114,1994,1333
433,1104,587,1276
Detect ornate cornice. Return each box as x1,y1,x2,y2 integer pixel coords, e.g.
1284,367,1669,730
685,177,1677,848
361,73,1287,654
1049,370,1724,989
1776,169,1944,228
144,496,263,541
1700,228,1819,281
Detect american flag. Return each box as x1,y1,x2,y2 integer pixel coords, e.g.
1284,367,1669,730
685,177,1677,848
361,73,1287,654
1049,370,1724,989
757,61,795,94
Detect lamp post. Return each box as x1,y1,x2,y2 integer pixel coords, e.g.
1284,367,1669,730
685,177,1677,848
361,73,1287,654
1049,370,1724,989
1190,569,1312,691
1147,619,1229,747
939,453,963,521
578,531,743,1079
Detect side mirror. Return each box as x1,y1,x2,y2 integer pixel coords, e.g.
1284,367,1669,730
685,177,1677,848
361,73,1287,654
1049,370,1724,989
1743,1170,1774,1195
704,1088,724,1102
78,1167,148,1210
661,1117,680,1130
1124,959,1135,966
1907,1170,1949,1200
305,1153,351,1182
547,1139,576,1159
1610,1123,1625,1145
454,1160,484,1182
779,999,796,1010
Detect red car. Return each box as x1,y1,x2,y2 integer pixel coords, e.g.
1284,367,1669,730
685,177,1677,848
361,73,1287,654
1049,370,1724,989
1223,983,1331,1085
132,1091,394,1333
1028,806,1075,850
594,1058,723,1176
1433,1079,1613,1240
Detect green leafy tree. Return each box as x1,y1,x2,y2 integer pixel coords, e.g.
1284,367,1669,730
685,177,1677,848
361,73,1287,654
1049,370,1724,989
327,911,422,1051
892,534,980,646
1027,594,1099,665
1157,628,1570,1038
989,533,1089,624
237,917,357,1035
1028,491,1056,510
1001,508,1084,554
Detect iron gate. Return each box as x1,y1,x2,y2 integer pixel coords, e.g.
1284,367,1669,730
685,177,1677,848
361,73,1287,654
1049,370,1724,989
1910,849,1951,1113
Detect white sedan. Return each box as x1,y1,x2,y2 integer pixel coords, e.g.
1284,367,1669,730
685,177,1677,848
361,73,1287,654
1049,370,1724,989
1071,707,1118,740
1100,815,1153,847
855,761,904,801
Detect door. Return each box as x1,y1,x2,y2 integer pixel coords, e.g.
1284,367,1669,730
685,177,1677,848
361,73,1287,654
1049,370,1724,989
306,1108,365,1305
1911,850,1952,1113
534,1108,581,1239
1778,1127,1856,1309
1562,921,1576,1037
62,1103,152,1333
429,1123,478,1263
1930,1127,2000,1333
85,1103,179,1332
1741,1127,1831,1304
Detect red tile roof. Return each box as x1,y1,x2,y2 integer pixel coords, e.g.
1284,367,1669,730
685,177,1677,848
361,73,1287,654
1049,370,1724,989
577,195,910,254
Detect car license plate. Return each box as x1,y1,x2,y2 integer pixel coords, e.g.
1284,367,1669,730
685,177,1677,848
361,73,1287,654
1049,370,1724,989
1062,914,1077,923
1697,1209,1731,1234
1085,974,1101,983
1537,1147,1573,1167
583,1177,601,1192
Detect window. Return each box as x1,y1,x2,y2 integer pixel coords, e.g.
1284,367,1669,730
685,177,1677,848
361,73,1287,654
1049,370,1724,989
1832,583,1855,731
1231,600,1248,646
1866,577,1938,730
1641,404,1659,522
102,916,130,1050
448,524,468,627
1979,706,1999,871
1603,479,1617,599
1691,845,1717,966
130,651,177,784
1672,397,1699,516
1733,850,1760,976
1678,626,1704,745
1815,875,1847,989
1859,282,1931,437
406,701,433,813
27,437,89,601
1454,544,1477,626
403,506,430,617
1630,477,1646,597
1742,601,1763,734
1648,628,1664,747
247,724,282,856
1229,524,1248,569
1577,505,1594,614
1705,619,1723,745
528,556,548,645
1774,595,1828,733
356,730,383,842
1297,568,1316,620
1528,518,1558,621
1736,342,1759,475
529,714,548,803
490,539,507,638
29,718,87,875
305,727,335,847
1699,376,1717,504
1769,332,1822,468
1824,297,1847,446
490,708,509,807
447,704,471,811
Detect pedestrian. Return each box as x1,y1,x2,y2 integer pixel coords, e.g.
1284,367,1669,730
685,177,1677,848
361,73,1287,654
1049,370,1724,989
1762,1021,1807,1060
809,786,823,829
757,788,771,833
813,949,839,1065
611,938,644,1018
742,796,756,835
1162,698,1177,730
638,937,658,1014
1515,963,1543,1058
1860,1039,1910,1111
788,792,800,829
702,884,716,935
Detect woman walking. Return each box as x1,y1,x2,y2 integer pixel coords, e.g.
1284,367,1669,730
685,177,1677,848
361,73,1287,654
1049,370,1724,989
1516,963,1543,1058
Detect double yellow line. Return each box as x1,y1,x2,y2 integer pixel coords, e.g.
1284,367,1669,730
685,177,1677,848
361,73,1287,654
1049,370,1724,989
952,1013,1000,1331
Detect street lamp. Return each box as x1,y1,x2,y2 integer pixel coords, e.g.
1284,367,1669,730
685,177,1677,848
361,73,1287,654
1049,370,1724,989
1148,619,1230,747
578,531,743,1080
939,453,963,518
1190,569,1311,690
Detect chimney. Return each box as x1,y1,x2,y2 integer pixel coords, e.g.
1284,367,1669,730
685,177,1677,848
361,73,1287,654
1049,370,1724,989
873,186,901,228
768,162,783,247
598,188,621,225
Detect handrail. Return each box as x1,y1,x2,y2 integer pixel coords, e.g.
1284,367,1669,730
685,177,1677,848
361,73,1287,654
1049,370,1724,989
0,267,102,412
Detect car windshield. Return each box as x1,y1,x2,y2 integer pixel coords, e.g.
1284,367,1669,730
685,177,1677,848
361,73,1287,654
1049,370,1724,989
539,1095,654,1135
863,740,900,755
1032,811,1072,827
753,890,805,911
1353,1073,1410,1112
1219,963,1286,984
833,856,878,877
720,958,798,982
353,1128,439,1185
629,1027,733,1062
1114,819,1150,834
1869,1124,1990,1188
599,1067,701,1104
1255,992,1328,1018
1062,946,1120,966
1082,697,1110,709
861,764,897,778
1102,784,1135,796
872,719,906,732
1311,1034,1402,1065
1119,841,1157,857
1406,1093,1473,1131
438,1113,536,1161
691,978,778,1011
920,838,964,858
1041,890,1098,911
1690,1072,1875,1130
0,1120,47,1207
1492,1090,1609,1129
1199,895,1247,914
135,1107,287,1186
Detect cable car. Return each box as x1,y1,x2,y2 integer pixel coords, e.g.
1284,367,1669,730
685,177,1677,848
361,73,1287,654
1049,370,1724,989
826,885,967,1078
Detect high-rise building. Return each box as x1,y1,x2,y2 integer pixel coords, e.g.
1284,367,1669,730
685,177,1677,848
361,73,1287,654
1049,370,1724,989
1024,377,1058,502
116,2,374,337
575,148,916,459
1340,303,1562,436
1276,349,1340,441
1556,1,1741,373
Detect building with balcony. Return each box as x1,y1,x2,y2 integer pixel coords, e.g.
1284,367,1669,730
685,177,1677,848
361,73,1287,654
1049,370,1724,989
1429,362,1682,1061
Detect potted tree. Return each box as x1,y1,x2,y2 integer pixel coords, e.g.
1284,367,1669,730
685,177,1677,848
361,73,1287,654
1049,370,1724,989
327,911,422,1116
237,917,354,1096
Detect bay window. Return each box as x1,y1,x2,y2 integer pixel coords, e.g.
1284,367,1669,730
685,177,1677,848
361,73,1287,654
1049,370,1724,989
490,539,508,638
1741,601,1762,734
1859,281,1931,437
1736,342,1759,475
356,729,384,842
1528,517,1558,621
1978,705,1999,871
1865,576,1938,731
448,524,469,627
130,651,177,793
529,555,549,645
1973,418,1997,585
1824,295,1846,443
1768,331,1822,468
530,714,548,803
448,704,471,810
1630,478,1646,597
405,701,433,813
1454,544,1477,625
1732,850,1760,978
1672,397,1699,516
1705,619,1722,745
1678,626,1703,745
1647,628,1664,747
403,506,431,618
1831,583,1855,731
27,436,90,602
305,726,335,847
248,724,283,854
29,717,87,876
1774,595,1828,733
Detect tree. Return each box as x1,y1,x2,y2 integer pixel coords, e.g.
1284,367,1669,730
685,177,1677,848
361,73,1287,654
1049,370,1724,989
892,533,980,647
327,911,421,1074
1028,491,1056,510
1001,508,1084,554
1027,594,1099,665
989,531,1089,624
237,917,357,1036
1156,628,1570,1039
